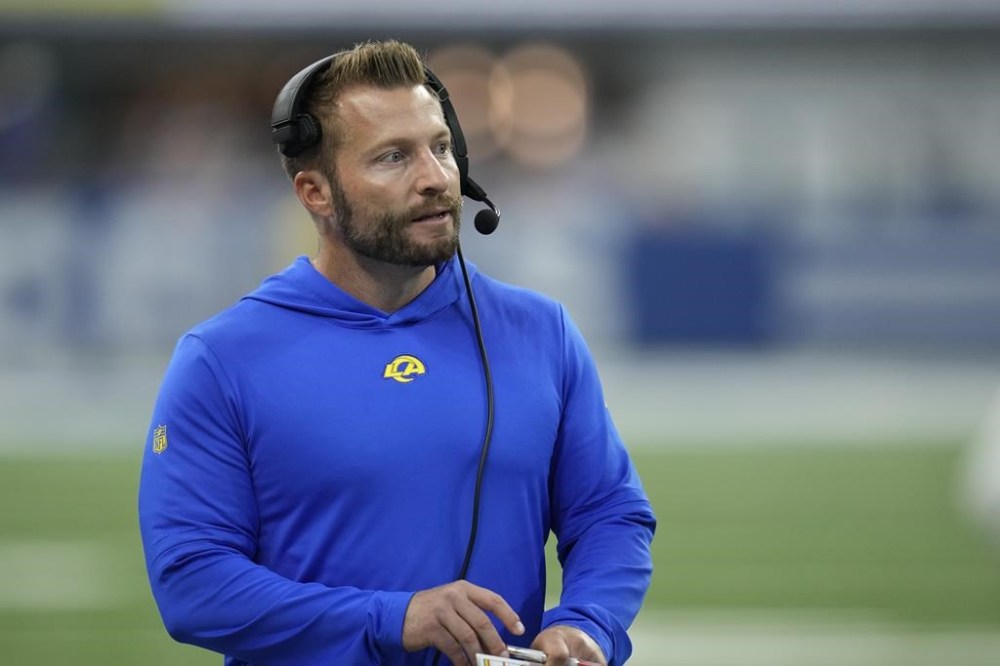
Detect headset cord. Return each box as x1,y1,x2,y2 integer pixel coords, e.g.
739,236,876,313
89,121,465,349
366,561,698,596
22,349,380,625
430,244,496,666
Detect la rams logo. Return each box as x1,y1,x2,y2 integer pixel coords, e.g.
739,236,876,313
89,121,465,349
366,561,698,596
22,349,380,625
152,424,168,454
383,354,426,383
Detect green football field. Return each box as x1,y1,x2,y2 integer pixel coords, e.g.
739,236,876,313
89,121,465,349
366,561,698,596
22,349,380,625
1,442,999,664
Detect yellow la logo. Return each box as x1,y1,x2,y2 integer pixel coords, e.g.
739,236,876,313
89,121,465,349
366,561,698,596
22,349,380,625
153,424,168,454
383,354,426,383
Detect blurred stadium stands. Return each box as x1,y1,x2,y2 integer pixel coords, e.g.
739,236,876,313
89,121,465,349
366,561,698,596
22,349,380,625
2,14,1000,356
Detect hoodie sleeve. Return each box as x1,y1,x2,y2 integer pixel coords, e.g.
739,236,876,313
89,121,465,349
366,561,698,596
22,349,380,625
541,308,657,666
137,334,413,664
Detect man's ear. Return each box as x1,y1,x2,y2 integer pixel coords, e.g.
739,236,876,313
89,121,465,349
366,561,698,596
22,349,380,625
293,170,334,218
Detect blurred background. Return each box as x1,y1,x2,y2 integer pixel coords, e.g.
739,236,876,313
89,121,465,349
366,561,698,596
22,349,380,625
2,1,1000,664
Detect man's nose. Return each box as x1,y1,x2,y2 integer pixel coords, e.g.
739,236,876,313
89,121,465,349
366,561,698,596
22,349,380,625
413,149,453,194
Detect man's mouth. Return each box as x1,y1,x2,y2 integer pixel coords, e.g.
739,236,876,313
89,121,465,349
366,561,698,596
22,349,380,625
411,209,451,223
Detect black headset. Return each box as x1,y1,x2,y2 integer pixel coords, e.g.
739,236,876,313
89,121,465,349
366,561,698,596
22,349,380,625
270,53,501,234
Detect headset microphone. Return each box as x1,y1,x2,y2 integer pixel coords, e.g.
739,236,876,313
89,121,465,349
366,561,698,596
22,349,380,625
474,203,500,236
422,70,502,236
464,177,501,235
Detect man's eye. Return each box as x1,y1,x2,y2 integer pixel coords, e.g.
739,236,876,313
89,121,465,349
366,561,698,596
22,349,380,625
435,142,452,156
381,151,404,163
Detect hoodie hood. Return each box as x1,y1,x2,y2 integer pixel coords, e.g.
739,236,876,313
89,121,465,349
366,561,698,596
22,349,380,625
243,255,475,329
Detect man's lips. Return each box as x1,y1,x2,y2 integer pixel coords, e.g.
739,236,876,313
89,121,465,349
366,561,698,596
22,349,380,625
411,209,451,223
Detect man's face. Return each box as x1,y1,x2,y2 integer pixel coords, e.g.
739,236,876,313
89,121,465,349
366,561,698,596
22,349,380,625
323,84,463,267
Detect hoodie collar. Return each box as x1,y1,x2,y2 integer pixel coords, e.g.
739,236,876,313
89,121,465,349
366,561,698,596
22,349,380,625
243,254,474,329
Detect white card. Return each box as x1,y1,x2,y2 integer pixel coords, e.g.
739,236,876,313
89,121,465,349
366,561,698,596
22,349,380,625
475,654,534,666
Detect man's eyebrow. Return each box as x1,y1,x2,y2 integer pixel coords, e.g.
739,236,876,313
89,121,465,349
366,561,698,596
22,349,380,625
370,129,452,150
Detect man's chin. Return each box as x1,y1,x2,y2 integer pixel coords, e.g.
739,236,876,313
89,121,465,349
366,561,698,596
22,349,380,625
421,243,459,266
406,239,459,267
404,222,459,252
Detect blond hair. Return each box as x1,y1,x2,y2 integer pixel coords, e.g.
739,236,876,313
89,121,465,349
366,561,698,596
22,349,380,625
279,39,426,179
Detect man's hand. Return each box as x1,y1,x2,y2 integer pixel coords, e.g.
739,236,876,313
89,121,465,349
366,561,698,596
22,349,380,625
531,625,607,666
402,580,525,665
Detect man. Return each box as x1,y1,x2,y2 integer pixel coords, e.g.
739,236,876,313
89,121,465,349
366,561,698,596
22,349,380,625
138,40,655,666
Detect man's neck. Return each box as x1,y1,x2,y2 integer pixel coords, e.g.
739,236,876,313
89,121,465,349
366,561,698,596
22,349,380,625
311,245,436,313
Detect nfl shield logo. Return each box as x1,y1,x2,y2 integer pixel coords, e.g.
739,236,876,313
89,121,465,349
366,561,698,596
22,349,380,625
153,425,168,454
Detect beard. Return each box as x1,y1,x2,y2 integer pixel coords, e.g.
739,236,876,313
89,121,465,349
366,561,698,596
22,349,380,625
327,169,463,268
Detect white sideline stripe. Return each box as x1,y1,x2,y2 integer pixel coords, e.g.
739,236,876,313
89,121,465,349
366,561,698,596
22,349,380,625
628,610,1000,666
0,540,124,610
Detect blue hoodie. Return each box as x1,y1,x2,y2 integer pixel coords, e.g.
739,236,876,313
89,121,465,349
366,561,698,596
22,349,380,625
138,255,655,665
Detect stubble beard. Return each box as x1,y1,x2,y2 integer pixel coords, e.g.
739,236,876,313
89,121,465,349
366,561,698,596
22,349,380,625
328,170,463,268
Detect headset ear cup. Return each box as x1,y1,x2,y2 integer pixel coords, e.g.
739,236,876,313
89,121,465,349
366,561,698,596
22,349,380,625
295,113,322,155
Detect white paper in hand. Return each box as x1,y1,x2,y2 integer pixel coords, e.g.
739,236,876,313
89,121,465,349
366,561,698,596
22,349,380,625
475,654,533,666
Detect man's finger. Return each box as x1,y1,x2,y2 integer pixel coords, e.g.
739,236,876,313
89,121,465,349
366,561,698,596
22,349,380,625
435,629,469,666
440,608,489,665
466,584,525,636
454,596,509,657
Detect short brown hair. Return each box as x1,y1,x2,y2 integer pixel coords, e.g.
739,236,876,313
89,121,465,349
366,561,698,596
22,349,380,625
278,40,427,179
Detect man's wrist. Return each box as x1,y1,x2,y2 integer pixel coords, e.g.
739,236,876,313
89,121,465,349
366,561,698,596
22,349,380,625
370,590,416,651
541,610,612,665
